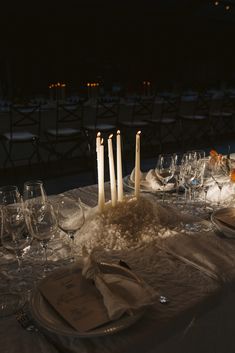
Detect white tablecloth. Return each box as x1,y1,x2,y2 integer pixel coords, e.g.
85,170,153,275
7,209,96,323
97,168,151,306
1,183,235,353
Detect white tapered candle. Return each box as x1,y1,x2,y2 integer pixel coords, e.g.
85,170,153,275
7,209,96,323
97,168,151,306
135,131,141,199
116,130,123,202
108,134,117,207
98,139,105,212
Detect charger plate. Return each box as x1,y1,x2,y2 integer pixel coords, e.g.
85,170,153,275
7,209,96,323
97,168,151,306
30,262,145,338
211,207,235,239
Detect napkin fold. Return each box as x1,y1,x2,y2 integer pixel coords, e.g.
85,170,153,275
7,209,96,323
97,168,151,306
130,168,174,191
81,253,158,320
205,179,235,203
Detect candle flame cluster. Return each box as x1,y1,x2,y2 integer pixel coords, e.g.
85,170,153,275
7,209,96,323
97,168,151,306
87,82,100,87
96,130,141,212
48,82,66,89
142,81,151,86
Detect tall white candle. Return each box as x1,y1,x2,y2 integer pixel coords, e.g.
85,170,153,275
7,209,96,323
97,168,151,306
135,131,141,199
96,131,101,153
98,139,105,212
116,130,123,202
108,134,117,207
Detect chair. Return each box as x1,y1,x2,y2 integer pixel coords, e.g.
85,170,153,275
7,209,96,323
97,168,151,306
1,104,41,168
44,100,89,161
179,93,211,149
119,97,151,157
84,97,120,136
210,93,234,137
147,95,181,152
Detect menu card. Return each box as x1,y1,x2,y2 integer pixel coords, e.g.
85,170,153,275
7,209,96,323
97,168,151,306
39,266,111,332
215,208,235,230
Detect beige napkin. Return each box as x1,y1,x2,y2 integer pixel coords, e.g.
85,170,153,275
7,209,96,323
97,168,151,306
206,180,234,203
130,168,174,191
81,253,158,320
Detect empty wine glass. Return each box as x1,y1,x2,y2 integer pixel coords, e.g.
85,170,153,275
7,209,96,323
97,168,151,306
0,185,31,274
0,185,32,317
155,154,175,202
57,196,85,262
23,180,47,205
25,201,57,274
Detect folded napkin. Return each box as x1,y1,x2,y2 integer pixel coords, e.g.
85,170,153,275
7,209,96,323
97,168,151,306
130,168,175,191
81,252,158,320
206,181,235,203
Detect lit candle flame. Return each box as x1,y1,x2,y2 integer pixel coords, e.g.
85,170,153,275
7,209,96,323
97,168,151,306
117,130,120,135
109,134,113,139
137,130,141,135
97,132,101,138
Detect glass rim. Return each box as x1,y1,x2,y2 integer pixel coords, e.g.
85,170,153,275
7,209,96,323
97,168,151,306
23,180,44,188
0,185,19,193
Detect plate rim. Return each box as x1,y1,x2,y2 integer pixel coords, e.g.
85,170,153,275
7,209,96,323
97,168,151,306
211,207,235,238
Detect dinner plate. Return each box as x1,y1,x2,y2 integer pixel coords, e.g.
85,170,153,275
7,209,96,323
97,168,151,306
211,207,235,238
123,174,175,193
30,262,145,338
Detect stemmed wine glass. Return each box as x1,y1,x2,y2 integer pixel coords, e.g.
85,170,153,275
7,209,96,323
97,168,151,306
24,201,57,274
0,185,32,316
155,154,175,202
23,180,55,258
57,196,85,262
23,180,47,205
211,164,226,207
0,185,32,274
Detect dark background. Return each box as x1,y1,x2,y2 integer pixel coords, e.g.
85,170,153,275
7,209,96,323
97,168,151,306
0,0,235,97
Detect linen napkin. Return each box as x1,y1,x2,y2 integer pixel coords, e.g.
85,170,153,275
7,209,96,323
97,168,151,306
130,168,174,191
81,252,158,320
206,180,235,203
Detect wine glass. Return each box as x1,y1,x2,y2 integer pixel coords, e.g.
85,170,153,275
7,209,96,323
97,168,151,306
57,196,85,262
155,154,175,202
0,185,32,316
23,180,47,205
23,180,55,259
24,201,57,274
0,185,31,274
200,158,213,210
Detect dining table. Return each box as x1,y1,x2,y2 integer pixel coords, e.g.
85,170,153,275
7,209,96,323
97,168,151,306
1,179,235,353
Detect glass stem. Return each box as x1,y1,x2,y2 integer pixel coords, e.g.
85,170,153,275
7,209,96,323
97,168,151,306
41,241,48,272
16,251,23,272
69,232,75,262
204,190,208,209
162,184,166,203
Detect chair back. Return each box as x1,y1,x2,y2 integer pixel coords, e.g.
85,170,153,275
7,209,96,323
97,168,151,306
95,98,120,128
56,100,85,133
131,97,154,122
9,104,41,138
161,95,180,120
